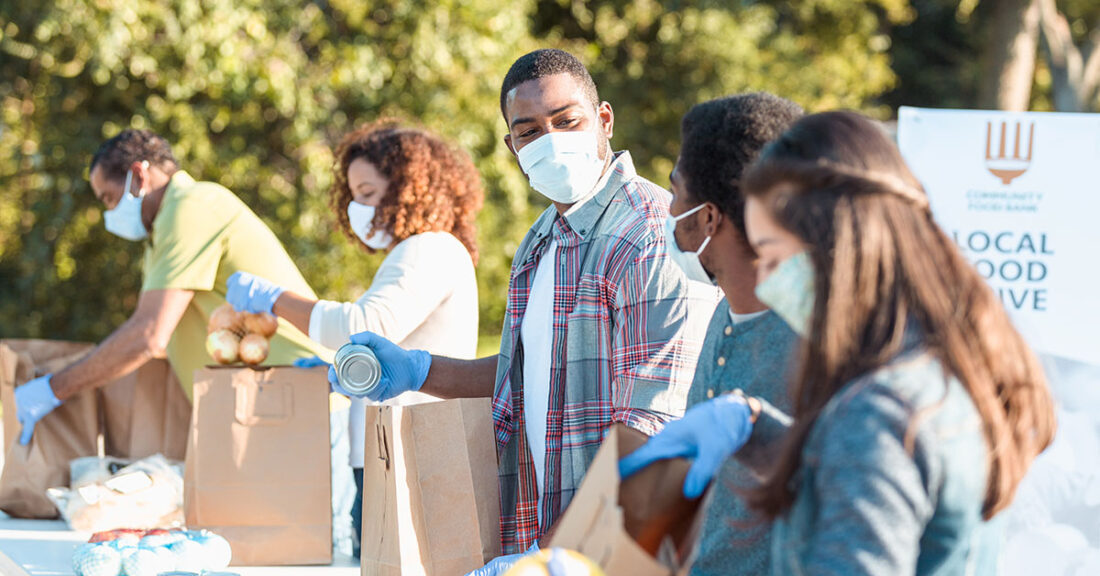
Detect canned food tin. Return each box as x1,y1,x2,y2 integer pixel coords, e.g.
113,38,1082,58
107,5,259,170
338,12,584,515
334,342,382,396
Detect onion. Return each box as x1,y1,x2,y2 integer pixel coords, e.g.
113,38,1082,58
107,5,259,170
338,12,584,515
242,312,279,338
238,334,270,366
208,304,242,334
206,329,241,364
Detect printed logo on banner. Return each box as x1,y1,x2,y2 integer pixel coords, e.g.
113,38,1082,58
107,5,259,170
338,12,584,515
967,119,1043,214
984,120,1034,185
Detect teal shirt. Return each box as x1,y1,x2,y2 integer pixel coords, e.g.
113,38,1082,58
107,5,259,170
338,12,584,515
687,300,798,576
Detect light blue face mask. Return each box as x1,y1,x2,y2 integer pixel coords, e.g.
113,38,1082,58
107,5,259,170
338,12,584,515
754,251,815,337
103,161,149,241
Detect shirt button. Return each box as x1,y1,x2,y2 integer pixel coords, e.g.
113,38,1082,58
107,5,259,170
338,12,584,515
717,357,726,366
707,389,715,399
724,326,732,336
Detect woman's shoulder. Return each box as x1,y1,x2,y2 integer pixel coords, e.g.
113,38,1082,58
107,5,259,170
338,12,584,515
813,351,981,457
388,232,472,264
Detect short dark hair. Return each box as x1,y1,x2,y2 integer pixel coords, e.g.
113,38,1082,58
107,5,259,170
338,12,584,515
89,129,179,182
678,92,803,237
499,49,600,119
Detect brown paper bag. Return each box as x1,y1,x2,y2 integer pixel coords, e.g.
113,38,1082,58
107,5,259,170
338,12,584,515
100,359,191,461
0,341,99,518
186,366,332,566
617,427,701,558
547,425,706,576
360,398,501,576
0,339,192,519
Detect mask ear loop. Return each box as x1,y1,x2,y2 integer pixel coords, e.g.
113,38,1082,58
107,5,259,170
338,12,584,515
673,202,706,222
135,160,150,198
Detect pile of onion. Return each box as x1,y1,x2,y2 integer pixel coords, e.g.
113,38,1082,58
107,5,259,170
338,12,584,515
204,304,278,366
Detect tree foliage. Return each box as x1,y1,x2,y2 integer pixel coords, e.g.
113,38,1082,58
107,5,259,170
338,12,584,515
0,0,903,350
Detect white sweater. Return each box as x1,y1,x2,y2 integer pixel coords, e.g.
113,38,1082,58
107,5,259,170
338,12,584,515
308,231,479,467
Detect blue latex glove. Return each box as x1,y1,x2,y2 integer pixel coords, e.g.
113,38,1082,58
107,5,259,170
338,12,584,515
465,542,538,576
15,374,62,445
618,394,754,498
292,355,329,368
225,271,285,314
326,331,431,402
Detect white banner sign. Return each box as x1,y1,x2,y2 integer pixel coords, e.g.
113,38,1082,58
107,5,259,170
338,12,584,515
898,107,1100,365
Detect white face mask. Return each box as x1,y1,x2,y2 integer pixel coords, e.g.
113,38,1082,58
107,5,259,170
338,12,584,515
516,131,606,204
663,203,713,284
104,161,149,241
347,201,394,250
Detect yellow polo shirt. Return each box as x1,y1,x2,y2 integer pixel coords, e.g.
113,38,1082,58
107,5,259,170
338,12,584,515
142,171,326,398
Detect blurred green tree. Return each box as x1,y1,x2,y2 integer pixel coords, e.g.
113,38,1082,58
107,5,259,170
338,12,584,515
0,0,905,356
881,0,1100,113
0,0,536,352
530,0,911,182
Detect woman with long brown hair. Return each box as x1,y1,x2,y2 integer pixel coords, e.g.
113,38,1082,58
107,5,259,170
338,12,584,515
621,110,1055,573
225,120,484,556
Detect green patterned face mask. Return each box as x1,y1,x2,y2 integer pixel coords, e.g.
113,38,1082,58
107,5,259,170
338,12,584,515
754,252,815,337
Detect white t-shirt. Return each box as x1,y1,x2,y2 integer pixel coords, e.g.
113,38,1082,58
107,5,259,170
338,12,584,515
308,231,479,467
728,307,768,325
520,240,557,517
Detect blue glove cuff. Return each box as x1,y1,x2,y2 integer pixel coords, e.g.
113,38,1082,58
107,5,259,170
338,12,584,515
410,349,432,392
40,374,61,407
259,286,285,314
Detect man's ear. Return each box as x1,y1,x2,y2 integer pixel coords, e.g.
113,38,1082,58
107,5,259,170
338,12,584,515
703,203,723,236
128,160,149,194
597,101,614,141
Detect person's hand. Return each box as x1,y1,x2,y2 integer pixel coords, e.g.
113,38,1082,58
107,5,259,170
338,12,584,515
464,543,538,576
225,271,285,314
292,355,329,369
618,394,754,498
15,374,62,445
326,331,431,402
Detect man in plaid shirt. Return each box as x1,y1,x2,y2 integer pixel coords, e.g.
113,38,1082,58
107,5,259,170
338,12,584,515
327,49,719,567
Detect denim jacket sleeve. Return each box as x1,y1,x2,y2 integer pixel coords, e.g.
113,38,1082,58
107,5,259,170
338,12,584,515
736,384,938,575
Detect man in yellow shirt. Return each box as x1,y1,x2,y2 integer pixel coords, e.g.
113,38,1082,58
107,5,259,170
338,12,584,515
14,128,324,442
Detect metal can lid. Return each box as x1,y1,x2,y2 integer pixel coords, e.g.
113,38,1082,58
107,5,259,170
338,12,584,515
335,343,381,394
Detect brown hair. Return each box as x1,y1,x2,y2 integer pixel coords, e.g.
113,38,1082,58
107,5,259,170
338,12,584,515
741,111,1054,520
331,120,484,264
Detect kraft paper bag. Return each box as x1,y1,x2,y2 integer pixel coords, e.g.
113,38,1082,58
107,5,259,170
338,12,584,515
186,366,332,566
0,339,193,519
360,398,501,576
0,341,99,518
547,425,705,576
100,359,190,461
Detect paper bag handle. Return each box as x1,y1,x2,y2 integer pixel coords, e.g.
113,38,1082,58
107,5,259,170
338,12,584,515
376,421,390,470
234,380,293,426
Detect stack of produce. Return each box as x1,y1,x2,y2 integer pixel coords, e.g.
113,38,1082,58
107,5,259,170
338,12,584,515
72,528,231,576
204,304,278,366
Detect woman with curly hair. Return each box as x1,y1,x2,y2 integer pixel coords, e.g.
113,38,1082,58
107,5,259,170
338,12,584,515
621,111,1054,574
225,121,484,555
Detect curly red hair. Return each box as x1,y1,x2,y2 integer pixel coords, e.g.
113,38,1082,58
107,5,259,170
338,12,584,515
331,121,484,264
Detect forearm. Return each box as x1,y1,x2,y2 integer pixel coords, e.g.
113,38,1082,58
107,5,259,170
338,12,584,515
50,321,159,401
272,290,317,336
419,354,498,399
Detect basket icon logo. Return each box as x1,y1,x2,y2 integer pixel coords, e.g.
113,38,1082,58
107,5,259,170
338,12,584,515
985,120,1034,185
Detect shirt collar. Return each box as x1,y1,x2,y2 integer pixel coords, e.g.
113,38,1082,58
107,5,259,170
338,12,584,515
529,151,637,243
168,169,195,190
149,170,195,243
